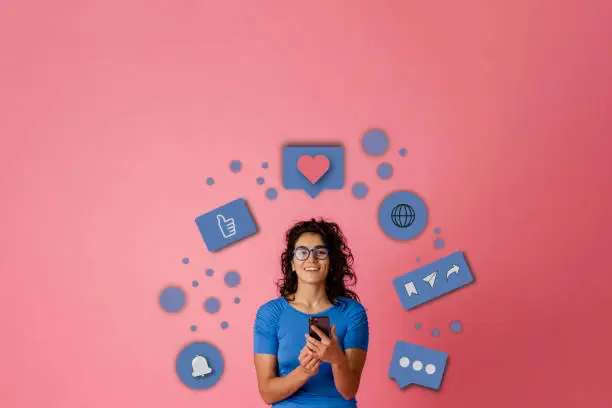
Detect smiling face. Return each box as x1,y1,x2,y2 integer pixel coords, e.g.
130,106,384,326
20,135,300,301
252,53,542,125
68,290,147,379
291,232,330,285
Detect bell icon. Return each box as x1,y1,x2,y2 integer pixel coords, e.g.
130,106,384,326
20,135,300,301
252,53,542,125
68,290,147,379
192,354,213,377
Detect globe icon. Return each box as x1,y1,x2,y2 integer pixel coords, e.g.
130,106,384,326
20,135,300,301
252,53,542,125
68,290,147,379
391,204,416,228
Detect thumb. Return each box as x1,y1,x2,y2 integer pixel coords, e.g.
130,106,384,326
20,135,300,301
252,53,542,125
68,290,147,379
217,214,226,222
331,324,337,340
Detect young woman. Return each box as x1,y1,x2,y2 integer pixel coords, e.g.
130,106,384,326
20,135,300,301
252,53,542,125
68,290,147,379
253,218,369,407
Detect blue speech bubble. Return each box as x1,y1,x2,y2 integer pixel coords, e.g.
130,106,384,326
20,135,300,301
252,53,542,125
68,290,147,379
195,198,258,252
282,146,344,198
392,251,474,310
388,341,448,390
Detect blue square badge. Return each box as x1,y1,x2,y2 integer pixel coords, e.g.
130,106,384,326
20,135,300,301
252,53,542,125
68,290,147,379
195,198,258,252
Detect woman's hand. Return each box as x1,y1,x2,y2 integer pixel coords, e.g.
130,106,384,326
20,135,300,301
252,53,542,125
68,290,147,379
298,346,321,377
305,324,346,366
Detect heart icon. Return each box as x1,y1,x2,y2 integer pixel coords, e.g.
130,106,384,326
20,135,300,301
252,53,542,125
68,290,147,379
297,155,331,184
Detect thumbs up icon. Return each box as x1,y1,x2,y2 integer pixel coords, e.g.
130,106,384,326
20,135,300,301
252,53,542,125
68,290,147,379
217,213,237,239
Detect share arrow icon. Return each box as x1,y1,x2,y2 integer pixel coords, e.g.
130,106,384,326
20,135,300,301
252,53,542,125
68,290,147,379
446,264,460,279
423,271,437,288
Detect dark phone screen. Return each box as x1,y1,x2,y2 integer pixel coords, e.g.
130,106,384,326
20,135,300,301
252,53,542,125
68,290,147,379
309,316,330,341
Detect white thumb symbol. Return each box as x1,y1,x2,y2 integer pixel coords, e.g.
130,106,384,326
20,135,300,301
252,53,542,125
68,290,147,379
217,214,226,223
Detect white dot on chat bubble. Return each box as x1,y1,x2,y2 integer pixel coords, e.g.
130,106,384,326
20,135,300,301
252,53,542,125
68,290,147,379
412,360,423,371
399,357,410,368
425,364,436,374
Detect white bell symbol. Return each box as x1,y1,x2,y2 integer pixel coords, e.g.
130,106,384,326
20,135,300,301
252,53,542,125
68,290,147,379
192,354,213,377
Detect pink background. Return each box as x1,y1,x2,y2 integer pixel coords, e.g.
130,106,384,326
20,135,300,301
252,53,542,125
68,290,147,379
2,1,612,407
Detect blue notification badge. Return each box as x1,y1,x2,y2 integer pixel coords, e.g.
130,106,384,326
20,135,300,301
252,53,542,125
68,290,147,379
392,251,474,310
195,198,258,252
388,341,448,390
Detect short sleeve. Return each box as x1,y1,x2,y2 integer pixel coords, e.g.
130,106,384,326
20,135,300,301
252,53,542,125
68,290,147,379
253,303,279,354
342,302,369,351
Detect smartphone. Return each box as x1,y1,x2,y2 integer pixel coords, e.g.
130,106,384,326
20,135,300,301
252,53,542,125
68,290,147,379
309,316,330,341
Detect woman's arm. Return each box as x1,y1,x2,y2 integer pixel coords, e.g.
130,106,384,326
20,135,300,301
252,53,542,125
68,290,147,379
254,353,319,405
331,348,367,400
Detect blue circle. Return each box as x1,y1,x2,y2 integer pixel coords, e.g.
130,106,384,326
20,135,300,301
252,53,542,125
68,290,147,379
416,257,421,262
262,162,269,169
229,160,242,173
450,321,463,333
221,321,229,329
378,191,428,240
205,268,214,277
192,280,199,288
399,148,407,157
206,177,215,186
160,287,186,313
190,325,197,332
377,163,393,180
432,329,440,337
415,323,422,329
182,257,190,264
204,297,221,314
434,227,441,234
257,177,265,185
362,129,389,156
234,297,241,304
224,271,241,288
434,238,445,249
266,187,278,200
176,342,224,390
352,183,369,199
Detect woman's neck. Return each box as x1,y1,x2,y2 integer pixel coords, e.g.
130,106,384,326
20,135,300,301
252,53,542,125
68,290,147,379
290,284,331,310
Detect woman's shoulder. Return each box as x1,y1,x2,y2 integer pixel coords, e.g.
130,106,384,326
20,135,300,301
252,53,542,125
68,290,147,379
334,296,367,314
255,297,288,317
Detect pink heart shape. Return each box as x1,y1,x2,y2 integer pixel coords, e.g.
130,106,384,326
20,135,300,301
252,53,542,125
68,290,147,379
297,155,331,184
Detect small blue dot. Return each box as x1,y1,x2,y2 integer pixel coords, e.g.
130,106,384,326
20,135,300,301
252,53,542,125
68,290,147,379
362,129,389,156
205,268,214,277
234,297,241,304
432,329,440,337
257,177,265,185
204,297,221,314
377,163,393,180
415,323,422,329
266,187,278,200
230,160,242,173
434,227,441,234
221,321,229,329
224,271,241,288
206,177,215,186
190,325,197,332
416,257,421,262
192,280,199,288
160,287,186,313
182,257,189,264
352,182,369,199
450,321,463,334
434,238,445,249
399,148,407,157
262,162,269,169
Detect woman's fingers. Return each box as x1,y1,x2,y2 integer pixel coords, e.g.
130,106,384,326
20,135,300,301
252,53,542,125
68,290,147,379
305,341,319,354
310,325,330,343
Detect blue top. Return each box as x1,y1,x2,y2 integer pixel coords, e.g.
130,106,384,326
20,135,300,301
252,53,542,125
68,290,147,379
254,296,369,408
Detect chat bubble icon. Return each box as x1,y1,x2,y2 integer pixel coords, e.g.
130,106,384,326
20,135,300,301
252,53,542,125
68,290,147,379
282,146,344,198
388,341,448,390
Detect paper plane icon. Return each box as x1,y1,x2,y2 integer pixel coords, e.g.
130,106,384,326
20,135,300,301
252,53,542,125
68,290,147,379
404,281,418,297
446,265,460,280
423,271,437,288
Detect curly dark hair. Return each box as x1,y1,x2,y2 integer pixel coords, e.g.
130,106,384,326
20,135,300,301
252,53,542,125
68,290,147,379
276,218,359,302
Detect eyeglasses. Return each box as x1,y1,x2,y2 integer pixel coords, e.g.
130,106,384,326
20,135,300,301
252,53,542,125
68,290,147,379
293,246,329,261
